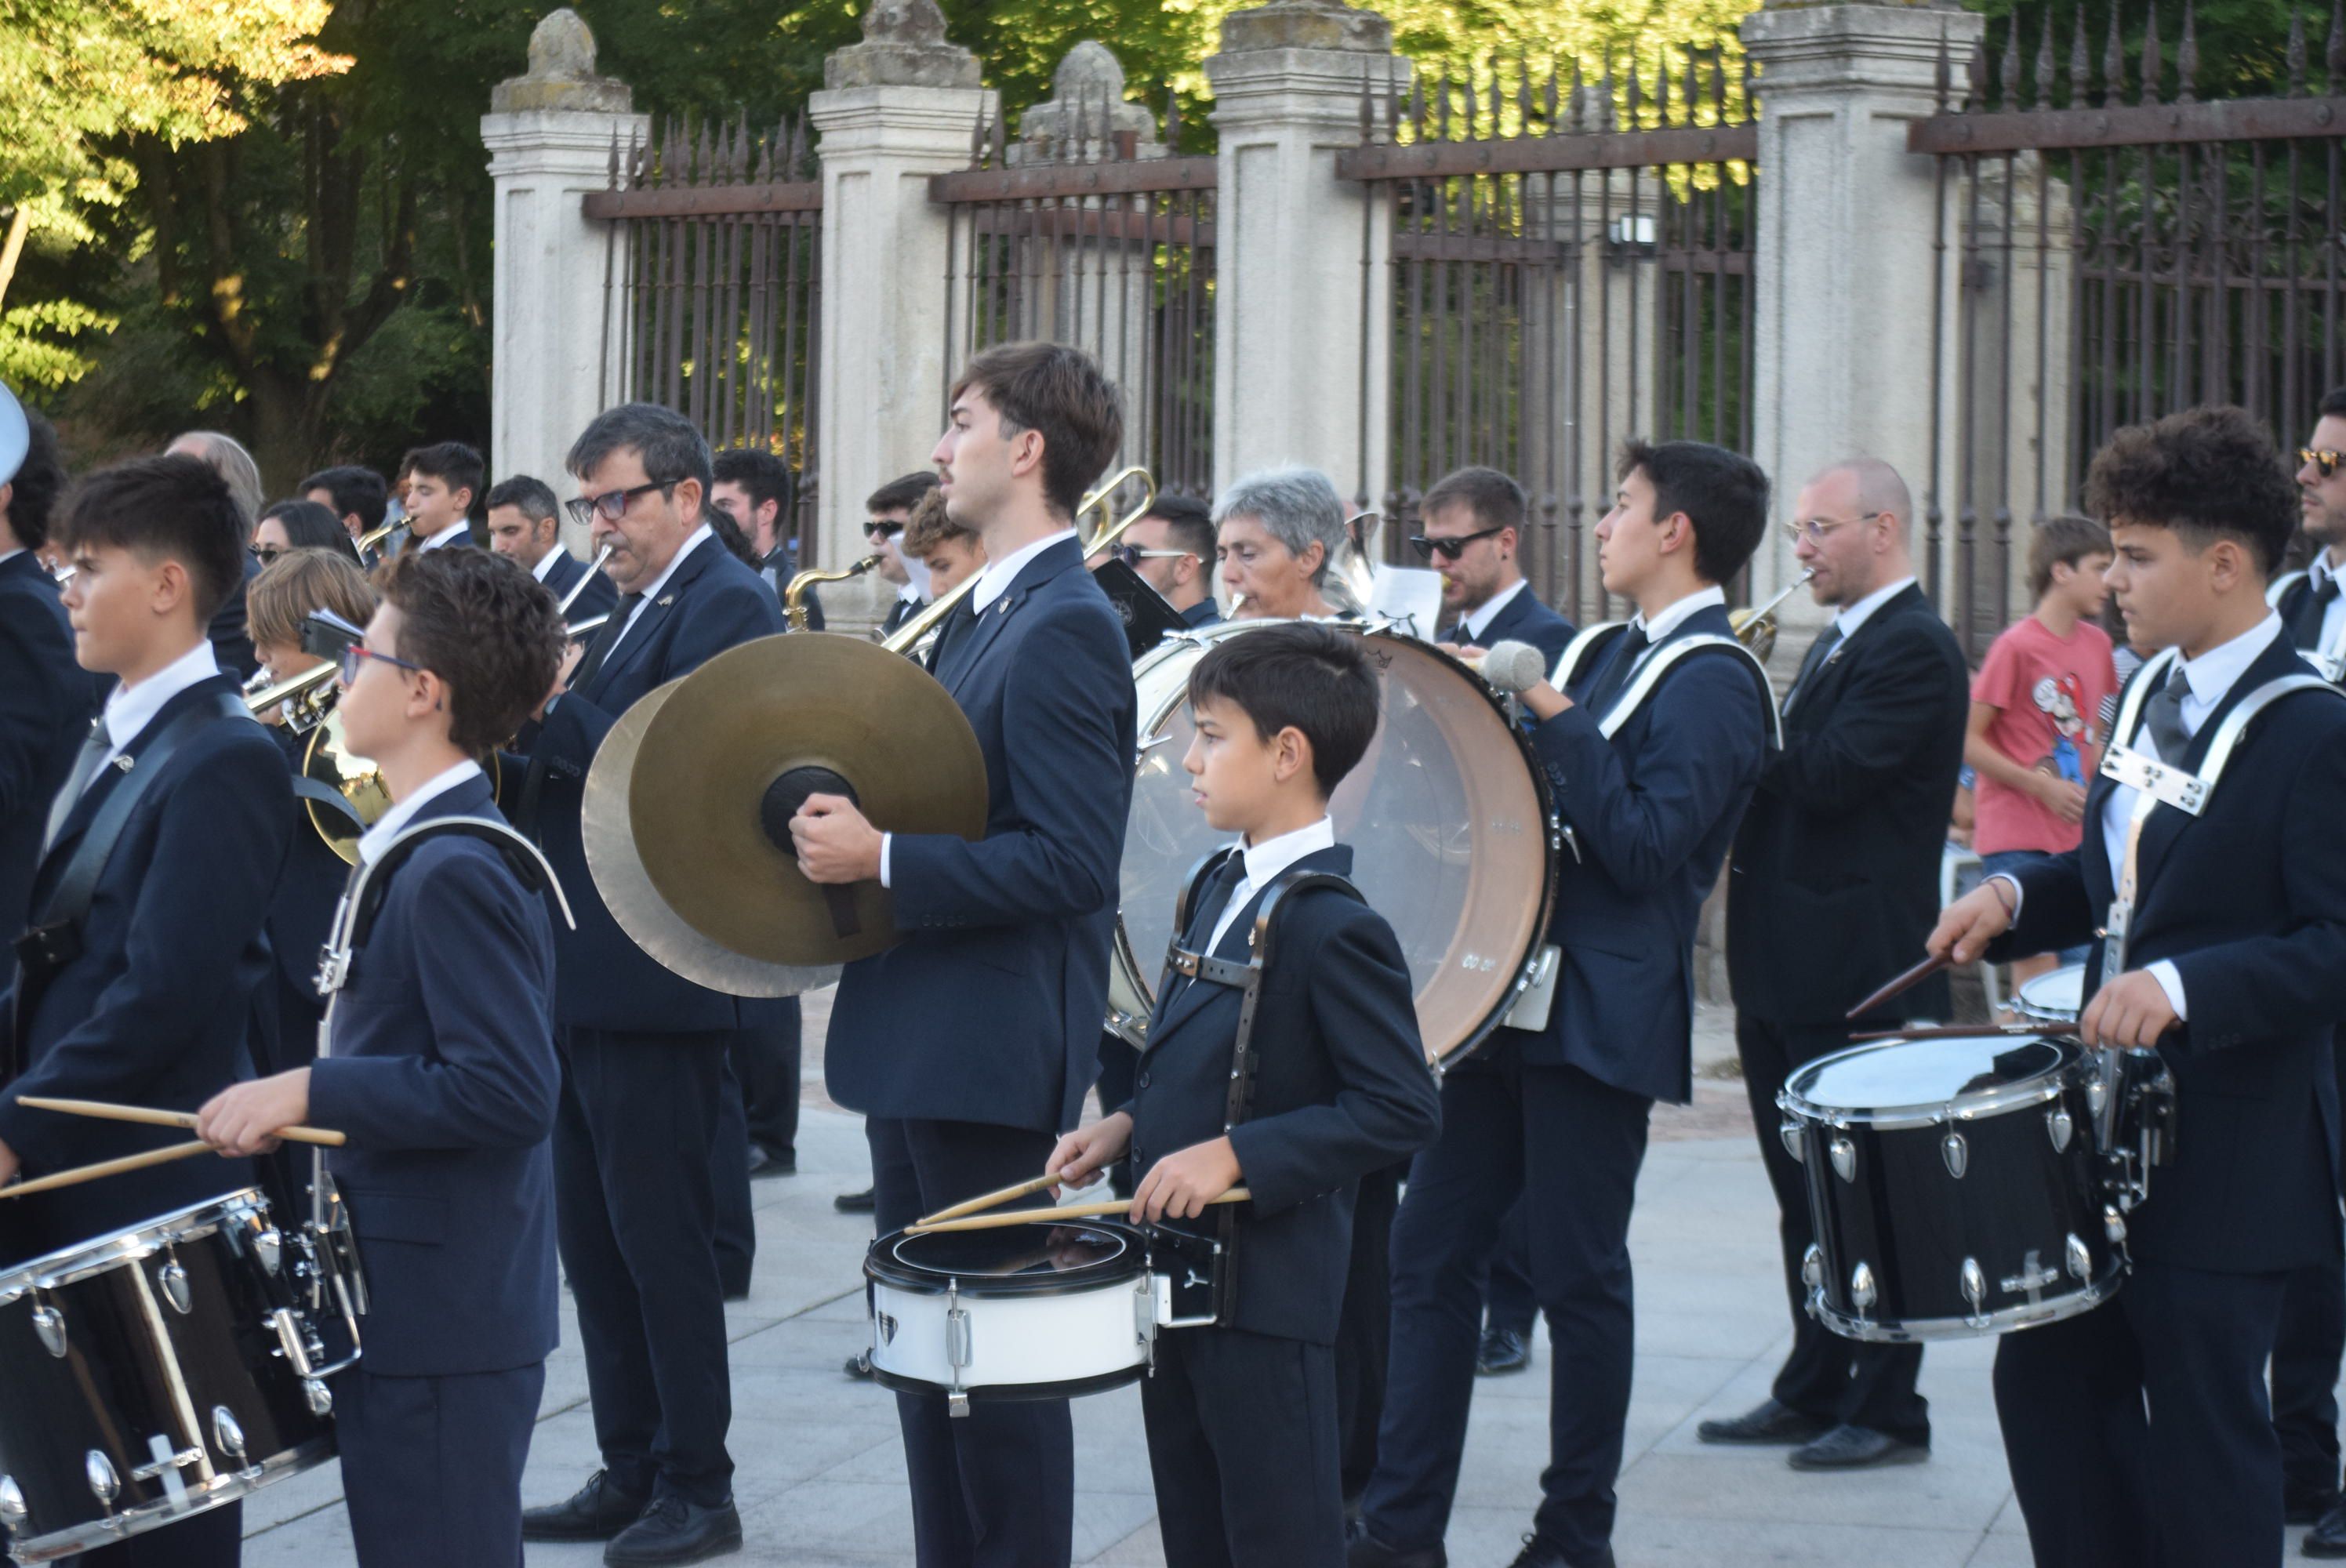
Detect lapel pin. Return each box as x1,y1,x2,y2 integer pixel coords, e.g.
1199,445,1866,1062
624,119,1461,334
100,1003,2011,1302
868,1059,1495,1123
658,594,676,608
997,599,1011,615
111,756,133,773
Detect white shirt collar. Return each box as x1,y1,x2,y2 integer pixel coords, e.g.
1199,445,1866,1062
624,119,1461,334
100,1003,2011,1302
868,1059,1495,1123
2315,553,2345,589
414,520,468,550
357,759,485,865
1210,816,1338,949
970,528,1077,613
1832,575,1917,641
633,523,713,607
529,549,561,583
1461,578,1531,641
2170,611,2285,717
1629,584,1727,644
101,640,219,753
897,580,926,605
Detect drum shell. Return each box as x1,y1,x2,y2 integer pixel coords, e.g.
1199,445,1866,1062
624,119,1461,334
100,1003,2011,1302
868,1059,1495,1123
0,1191,337,1561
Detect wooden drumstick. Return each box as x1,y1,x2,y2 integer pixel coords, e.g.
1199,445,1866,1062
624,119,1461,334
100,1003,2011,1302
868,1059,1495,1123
0,1141,214,1200
1844,953,1953,1021
907,1188,1251,1236
915,1172,1065,1229
1850,1022,2079,1044
18,1096,347,1148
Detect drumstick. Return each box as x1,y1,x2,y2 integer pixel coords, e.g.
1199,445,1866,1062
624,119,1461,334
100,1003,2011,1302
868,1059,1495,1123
907,1188,1251,1236
1850,1022,2079,1044
915,1172,1065,1229
18,1096,347,1148
1845,953,1953,1021
0,1141,214,1200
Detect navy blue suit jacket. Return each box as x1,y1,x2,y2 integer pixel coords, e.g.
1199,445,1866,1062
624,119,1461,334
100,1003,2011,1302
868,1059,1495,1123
307,775,561,1375
1998,633,2346,1274
543,546,619,622
1124,844,1440,1343
206,550,262,681
1440,583,1577,669
1179,599,1222,630
516,533,784,1033
0,552,88,938
256,724,349,1065
0,673,289,1254
1502,603,1767,1104
826,537,1136,1134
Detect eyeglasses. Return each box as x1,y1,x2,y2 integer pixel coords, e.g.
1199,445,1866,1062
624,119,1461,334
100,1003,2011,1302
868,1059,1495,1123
1110,543,1192,569
2304,448,2345,478
1407,525,1508,562
864,519,905,543
339,644,426,686
253,546,285,564
565,480,674,528
1782,511,1884,544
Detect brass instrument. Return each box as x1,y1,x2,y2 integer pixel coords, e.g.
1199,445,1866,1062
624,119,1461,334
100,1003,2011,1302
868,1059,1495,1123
1730,568,1818,664
354,518,403,559
560,543,616,616
243,660,341,733
785,554,881,632
567,612,612,642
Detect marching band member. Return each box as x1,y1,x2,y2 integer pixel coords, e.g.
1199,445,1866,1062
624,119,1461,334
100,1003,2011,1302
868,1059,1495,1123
486,474,619,622
198,547,565,1566
791,342,1135,1567
0,402,83,938
899,484,987,599
866,470,939,639
516,403,783,1563
1048,622,1441,1568
1353,440,1774,1568
1114,492,1221,629
1215,467,1352,622
1419,466,1575,666
1930,405,2346,1568
399,442,483,554
0,452,293,1568
1702,459,1966,1469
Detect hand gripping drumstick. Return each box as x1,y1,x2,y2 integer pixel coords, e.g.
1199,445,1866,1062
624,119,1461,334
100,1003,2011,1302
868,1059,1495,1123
1844,953,1953,1022
0,1141,215,1200
915,1172,1066,1229
18,1096,347,1147
907,1188,1251,1236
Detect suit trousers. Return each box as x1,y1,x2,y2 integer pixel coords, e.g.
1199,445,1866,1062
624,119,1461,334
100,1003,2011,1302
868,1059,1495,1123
1995,1259,2290,1568
1734,1014,1930,1443
1338,1163,1401,1499
1142,1326,1344,1568
2268,1037,2346,1503
1360,1058,1652,1559
732,999,802,1159
869,1116,1073,1568
1483,1199,1538,1340
336,1362,546,1566
714,1060,755,1297
554,1025,734,1507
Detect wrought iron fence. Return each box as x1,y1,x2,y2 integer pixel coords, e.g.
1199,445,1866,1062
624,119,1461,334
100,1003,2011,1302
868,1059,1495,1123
586,115,823,561
1340,52,1757,626
1912,0,2346,657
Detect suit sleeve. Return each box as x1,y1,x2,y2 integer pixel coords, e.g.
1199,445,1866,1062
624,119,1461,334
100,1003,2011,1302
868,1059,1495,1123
1225,904,1440,1215
529,577,782,778
1531,654,1767,895
1757,622,1965,812
1991,847,2097,962
0,604,64,821
308,851,561,1151
0,735,293,1168
889,603,1133,927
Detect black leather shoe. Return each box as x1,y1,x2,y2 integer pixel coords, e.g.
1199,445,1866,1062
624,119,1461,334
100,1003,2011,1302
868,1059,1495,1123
1505,1536,1614,1568
1476,1327,1532,1375
1787,1424,1930,1471
2290,1486,2343,1526
1344,1522,1446,1568
746,1144,796,1178
2307,1501,2346,1557
603,1495,743,1565
1696,1397,1832,1446
833,1186,876,1214
844,1348,874,1380
521,1470,650,1542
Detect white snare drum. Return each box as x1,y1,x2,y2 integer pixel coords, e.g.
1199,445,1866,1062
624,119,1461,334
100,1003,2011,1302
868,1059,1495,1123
2014,963,2086,1025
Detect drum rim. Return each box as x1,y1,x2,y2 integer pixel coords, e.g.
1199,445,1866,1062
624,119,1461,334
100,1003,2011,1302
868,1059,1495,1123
2013,962,2087,1025
1779,1035,2078,1129
0,1186,269,1298
866,1360,1146,1404
1810,1269,2123,1343
5,1435,332,1561
864,1221,1148,1298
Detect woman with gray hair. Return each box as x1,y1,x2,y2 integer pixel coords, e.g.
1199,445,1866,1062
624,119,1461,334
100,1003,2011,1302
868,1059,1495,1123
1214,463,1354,620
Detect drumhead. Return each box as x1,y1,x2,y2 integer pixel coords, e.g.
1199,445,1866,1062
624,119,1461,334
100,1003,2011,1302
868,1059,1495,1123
2015,963,2087,1023
0,1186,267,1292
1785,1034,2077,1124
1120,622,1556,1066
867,1220,1142,1296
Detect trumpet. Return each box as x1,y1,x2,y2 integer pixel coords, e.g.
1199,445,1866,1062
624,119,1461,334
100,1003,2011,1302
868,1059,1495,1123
1730,568,1818,664
243,661,341,733
560,544,616,616
785,554,881,632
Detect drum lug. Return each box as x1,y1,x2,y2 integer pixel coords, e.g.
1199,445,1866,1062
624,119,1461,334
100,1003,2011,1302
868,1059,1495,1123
158,1258,193,1316
1960,1257,1989,1328
945,1279,972,1419
1779,1120,1804,1164
31,1301,66,1359
2046,1105,2074,1153
254,1229,282,1276
2104,1205,2127,1250
1941,1130,1968,1180
271,1307,318,1378
2086,1071,2108,1119
84,1450,118,1511
1849,1261,1876,1321
0,1475,22,1529
2065,1232,2092,1283
1829,1135,1856,1184
303,1378,333,1418
212,1405,249,1467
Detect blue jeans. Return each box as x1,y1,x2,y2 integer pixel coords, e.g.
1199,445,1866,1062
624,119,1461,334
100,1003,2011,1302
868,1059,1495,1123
1981,849,2094,964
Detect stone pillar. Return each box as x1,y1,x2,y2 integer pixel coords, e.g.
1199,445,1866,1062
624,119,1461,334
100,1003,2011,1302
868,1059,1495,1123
809,1,991,607
481,9,646,521
1205,2,1407,499
1739,1,1985,643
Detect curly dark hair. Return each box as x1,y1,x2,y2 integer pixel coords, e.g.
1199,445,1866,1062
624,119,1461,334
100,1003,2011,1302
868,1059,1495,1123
2084,405,2298,577
378,548,565,754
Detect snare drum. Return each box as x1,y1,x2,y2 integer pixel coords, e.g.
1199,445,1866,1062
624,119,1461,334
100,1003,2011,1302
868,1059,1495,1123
0,1188,353,1563
1780,1033,2129,1342
2014,963,2086,1025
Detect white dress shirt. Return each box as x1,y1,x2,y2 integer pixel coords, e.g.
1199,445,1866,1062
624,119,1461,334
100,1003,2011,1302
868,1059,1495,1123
601,523,713,666
1208,816,1338,951
414,520,469,552
356,760,485,866
1830,575,1918,642
1621,585,1727,677
90,640,220,779
530,549,561,583
1459,578,1531,643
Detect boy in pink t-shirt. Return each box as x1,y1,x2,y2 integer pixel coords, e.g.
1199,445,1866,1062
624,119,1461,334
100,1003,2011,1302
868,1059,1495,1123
1965,513,2119,993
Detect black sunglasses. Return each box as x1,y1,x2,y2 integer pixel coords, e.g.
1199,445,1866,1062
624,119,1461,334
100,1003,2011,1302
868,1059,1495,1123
2304,448,2345,479
1408,525,1507,562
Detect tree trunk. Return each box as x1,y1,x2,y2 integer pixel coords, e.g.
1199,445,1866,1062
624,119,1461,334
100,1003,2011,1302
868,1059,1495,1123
243,370,332,497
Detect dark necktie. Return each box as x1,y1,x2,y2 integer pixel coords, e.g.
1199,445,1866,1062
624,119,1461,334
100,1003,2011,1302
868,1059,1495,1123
1784,623,1845,714
926,597,979,675
2294,573,2341,649
1579,625,1651,717
2141,671,2192,764
1186,855,1250,951
568,592,645,694
43,720,112,851
1438,622,1465,647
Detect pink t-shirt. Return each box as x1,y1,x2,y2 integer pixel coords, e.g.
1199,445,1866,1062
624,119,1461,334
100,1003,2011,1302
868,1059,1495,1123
1970,614,2119,856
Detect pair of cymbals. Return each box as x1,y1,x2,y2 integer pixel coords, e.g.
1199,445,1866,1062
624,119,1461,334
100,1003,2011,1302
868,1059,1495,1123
582,633,988,997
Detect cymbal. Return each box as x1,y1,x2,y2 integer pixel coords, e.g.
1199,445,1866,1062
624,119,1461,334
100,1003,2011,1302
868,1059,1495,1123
582,633,987,995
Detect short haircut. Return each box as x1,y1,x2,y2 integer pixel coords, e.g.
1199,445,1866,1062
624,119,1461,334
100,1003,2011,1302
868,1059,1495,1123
1188,620,1382,800
865,470,939,517
5,405,65,549
2027,514,2114,600
1145,492,1215,564
1213,466,1349,586
55,453,248,622
484,474,561,527
713,448,796,517
259,499,362,564
1818,456,1915,534
902,485,976,557
247,548,378,651
377,547,565,754
170,430,264,528
407,441,485,511
949,342,1125,520
2084,404,2299,579
704,503,761,566
1420,465,1527,537
300,464,389,533
2319,386,2346,420
1616,438,1769,586
567,402,714,499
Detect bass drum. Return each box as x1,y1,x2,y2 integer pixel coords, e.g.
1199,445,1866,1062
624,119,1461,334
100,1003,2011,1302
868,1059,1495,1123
1112,621,1558,1068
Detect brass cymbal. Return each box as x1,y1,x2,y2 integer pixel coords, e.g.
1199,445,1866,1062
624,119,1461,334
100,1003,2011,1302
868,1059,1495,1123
582,633,987,995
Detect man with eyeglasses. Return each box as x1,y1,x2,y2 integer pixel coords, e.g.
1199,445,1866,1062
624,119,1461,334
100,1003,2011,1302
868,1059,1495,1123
1112,492,1221,628
1698,458,1967,1474
1416,465,1574,667
513,403,783,1565
865,470,938,641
